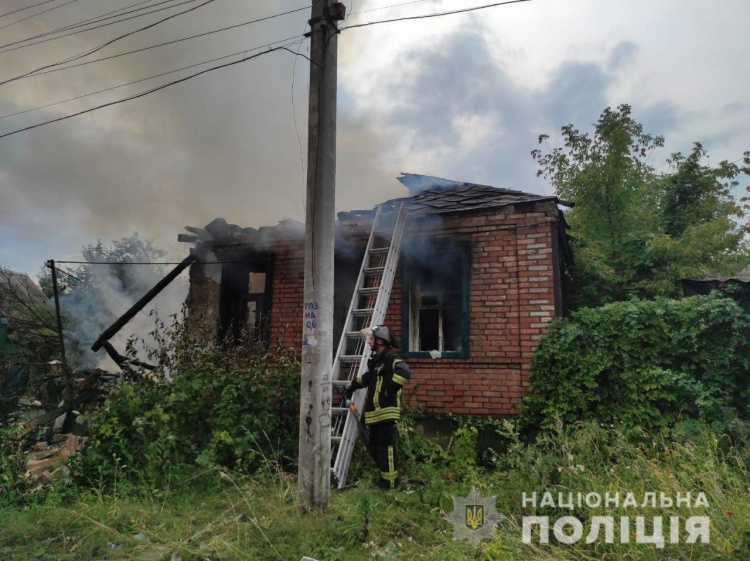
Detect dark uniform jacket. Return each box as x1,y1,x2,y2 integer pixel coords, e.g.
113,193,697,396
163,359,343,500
349,347,411,425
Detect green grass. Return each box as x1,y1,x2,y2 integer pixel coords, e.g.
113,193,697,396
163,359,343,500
2,421,749,560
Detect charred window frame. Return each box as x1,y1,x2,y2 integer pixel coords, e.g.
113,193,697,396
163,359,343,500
401,239,470,359
218,257,273,349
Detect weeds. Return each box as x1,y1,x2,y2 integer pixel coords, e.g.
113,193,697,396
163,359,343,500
1,420,748,559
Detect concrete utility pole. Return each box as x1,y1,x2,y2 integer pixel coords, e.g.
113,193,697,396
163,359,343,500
297,0,341,511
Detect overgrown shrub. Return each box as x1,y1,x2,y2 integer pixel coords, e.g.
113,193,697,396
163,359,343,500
521,294,750,431
73,328,300,489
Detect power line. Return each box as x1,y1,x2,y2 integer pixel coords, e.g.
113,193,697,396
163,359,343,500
0,0,197,54
349,0,431,17
0,0,531,138
0,0,215,87
0,46,269,121
340,0,531,31
0,0,78,32
1,0,183,51
0,0,434,120
0,43,303,139
0,0,434,121
54,266,83,283
0,35,312,121
0,6,310,85
0,0,57,19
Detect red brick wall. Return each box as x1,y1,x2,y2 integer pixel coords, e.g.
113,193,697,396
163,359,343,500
386,205,559,417
268,241,305,351
191,204,561,418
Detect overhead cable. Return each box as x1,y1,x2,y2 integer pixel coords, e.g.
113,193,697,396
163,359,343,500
0,0,58,19
349,0,430,17
0,0,78,32
0,0,215,87
0,34,310,121
0,0,197,54
0,0,531,138
340,0,531,30
0,43,303,139
0,5,310,85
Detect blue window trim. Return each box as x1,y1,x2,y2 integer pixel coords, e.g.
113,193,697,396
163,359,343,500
401,240,471,360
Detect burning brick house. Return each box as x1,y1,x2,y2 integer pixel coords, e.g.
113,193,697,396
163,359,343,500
181,174,572,417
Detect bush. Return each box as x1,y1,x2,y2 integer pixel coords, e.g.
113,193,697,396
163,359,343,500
520,294,750,431
73,336,300,489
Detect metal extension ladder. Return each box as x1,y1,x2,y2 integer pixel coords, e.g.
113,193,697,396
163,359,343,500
330,201,407,488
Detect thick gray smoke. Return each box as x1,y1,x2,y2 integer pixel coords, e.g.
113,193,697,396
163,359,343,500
60,261,189,371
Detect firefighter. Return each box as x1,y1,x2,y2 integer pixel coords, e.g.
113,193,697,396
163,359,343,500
346,325,410,490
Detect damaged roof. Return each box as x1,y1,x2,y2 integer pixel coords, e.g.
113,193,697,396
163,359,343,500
0,270,49,315
388,173,563,215
181,173,569,246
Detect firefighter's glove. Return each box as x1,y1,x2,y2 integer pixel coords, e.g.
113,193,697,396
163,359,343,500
344,385,354,401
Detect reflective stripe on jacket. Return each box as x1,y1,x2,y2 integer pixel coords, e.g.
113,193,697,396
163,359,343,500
349,348,411,425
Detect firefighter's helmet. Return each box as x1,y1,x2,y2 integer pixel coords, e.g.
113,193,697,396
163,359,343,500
371,325,399,348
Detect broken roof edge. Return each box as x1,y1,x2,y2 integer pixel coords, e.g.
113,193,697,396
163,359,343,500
179,175,573,247
396,172,574,208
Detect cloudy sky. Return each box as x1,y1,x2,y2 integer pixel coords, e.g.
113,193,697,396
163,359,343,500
0,0,748,278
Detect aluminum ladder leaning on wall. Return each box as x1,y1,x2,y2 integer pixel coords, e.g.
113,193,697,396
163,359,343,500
330,201,407,488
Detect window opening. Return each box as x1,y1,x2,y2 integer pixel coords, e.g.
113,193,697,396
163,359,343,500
404,241,468,357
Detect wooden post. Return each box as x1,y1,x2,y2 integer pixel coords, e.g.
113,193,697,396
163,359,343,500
47,260,73,402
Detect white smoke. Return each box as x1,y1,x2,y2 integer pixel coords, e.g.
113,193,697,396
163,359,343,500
60,260,189,371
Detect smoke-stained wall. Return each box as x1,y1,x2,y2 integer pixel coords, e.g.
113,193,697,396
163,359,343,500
184,202,562,417
186,250,222,343
386,201,561,417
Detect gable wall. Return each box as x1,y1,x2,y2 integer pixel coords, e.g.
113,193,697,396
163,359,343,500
385,205,559,416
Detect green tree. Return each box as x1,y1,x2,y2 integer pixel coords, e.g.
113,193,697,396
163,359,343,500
533,104,749,307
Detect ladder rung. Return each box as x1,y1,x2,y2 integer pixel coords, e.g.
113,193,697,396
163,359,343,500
363,267,385,275
332,380,350,386
340,354,363,362
339,355,362,362
377,210,399,217
345,330,362,338
369,247,390,255
332,436,342,443
332,407,350,414
358,287,379,295
351,308,374,316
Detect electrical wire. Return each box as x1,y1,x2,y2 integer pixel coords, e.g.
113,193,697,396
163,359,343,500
349,0,430,17
340,0,531,31
0,0,433,121
0,6,310,85
54,266,84,284
0,0,530,138
0,0,58,19
0,0,185,51
0,0,215,87
0,43,304,139
0,0,78,32
0,0,435,120
289,22,309,211
0,0,201,54
0,43,291,121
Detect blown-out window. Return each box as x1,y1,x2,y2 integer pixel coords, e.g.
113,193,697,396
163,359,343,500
402,240,470,358
219,261,272,348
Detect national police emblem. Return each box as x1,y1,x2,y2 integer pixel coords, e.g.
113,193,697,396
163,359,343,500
444,487,503,547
